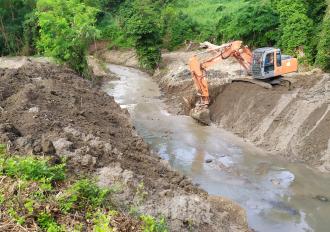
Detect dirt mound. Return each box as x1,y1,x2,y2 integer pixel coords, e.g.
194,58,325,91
0,61,249,232
97,49,139,68
209,74,330,171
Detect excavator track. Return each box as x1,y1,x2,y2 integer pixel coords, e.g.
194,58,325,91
232,78,273,89
280,77,294,90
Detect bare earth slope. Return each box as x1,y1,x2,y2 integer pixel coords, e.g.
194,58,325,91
0,59,249,232
209,74,330,172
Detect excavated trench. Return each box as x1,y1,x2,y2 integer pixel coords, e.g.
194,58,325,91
103,64,330,232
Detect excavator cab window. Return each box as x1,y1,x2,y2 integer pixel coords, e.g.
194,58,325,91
253,52,263,65
276,51,282,67
264,53,274,73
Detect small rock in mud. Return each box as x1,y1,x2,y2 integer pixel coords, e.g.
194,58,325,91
315,195,329,202
270,178,281,186
41,139,56,155
81,154,96,167
0,123,22,142
28,107,39,113
15,137,34,154
53,138,74,153
205,159,213,163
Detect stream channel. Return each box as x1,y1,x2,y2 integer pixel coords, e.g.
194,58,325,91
103,64,330,232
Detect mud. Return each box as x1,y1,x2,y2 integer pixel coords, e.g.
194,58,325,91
0,60,249,232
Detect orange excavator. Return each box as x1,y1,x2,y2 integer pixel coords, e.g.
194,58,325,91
189,40,298,106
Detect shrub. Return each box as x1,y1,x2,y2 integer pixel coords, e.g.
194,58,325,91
141,215,168,232
0,154,65,183
0,0,36,56
122,0,162,70
59,179,109,212
161,7,199,50
37,212,64,232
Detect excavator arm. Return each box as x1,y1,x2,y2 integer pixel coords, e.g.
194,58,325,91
189,41,253,106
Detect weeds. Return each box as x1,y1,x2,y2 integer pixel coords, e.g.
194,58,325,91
37,212,64,232
8,207,26,225
92,210,118,232
141,215,168,232
59,179,109,213
24,199,35,214
136,182,148,205
0,155,65,183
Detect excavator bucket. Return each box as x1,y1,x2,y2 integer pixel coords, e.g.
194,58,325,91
190,106,211,126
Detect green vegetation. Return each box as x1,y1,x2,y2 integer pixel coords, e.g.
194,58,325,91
36,0,100,77
315,2,330,71
161,6,199,50
273,0,314,63
217,1,279,47
141,215,168,232
0,145,168,231
0,154,65,182
0,0,36,55
37,213,65,232
59,179,109,212
121,1,162,70
1,0,329,71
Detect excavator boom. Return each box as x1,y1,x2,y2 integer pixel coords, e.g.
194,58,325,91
188,40,253,105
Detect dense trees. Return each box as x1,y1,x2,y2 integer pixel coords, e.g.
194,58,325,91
36,0,100,76
0,0,36,56
315,2,330,71
216,1,279,47
120,0,162,70
161,7,198,50
0,0,329,72
273,0,313,63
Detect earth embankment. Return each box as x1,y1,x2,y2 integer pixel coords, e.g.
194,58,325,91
0,57,249,232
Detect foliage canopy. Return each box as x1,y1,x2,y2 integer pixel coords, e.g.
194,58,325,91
1,0,330,71
36,0,100,76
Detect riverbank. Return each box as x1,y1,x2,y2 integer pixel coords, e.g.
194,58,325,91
98,48,330,173
0,57,249,231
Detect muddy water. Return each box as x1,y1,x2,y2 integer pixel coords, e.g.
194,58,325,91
103,64,330,232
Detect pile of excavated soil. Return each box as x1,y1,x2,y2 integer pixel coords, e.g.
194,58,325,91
209,73,330,172
0,60,249,232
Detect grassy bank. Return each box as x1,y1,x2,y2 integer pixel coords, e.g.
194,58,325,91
0,145,168,232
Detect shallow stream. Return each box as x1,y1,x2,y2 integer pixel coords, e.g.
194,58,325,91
103,64,330,232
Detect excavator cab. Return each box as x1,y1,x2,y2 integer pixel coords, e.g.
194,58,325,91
252,48,298,79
